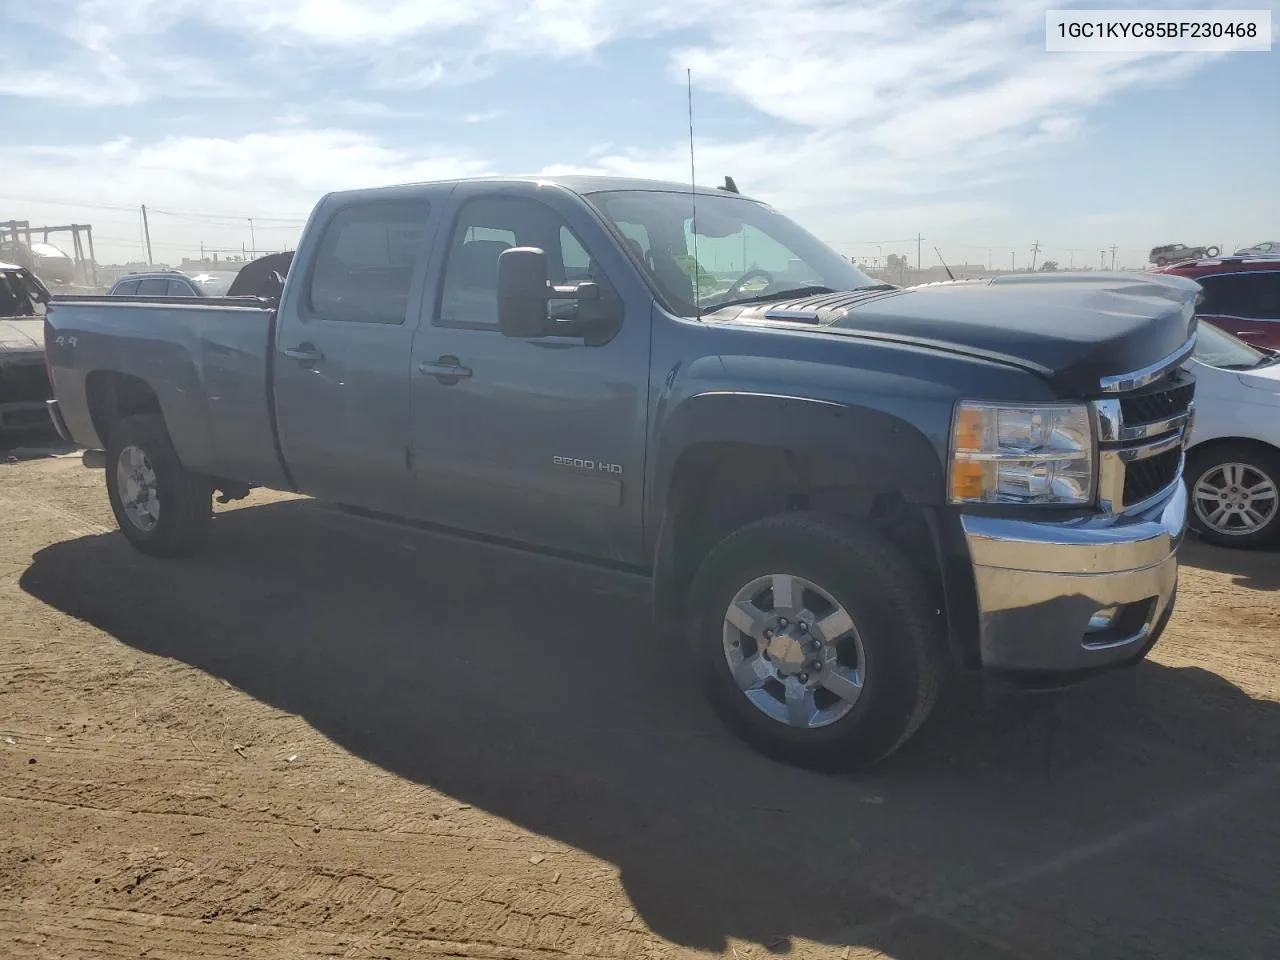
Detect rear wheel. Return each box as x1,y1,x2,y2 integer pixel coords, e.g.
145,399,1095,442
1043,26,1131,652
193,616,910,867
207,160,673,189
105,414,213,557
688,513,945,770
1187,444,1280,548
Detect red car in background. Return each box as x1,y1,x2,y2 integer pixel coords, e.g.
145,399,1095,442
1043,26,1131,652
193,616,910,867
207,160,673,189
1154,258,1280,350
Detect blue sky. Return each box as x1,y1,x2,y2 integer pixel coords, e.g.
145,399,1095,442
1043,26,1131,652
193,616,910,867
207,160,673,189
0,0,1276,268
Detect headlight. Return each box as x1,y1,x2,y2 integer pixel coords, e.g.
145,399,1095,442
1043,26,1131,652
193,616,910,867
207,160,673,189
949,402,1094,505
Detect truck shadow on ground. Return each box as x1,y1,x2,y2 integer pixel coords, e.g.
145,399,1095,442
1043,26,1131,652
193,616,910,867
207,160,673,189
20,498,1280,959
1178,536,1280,591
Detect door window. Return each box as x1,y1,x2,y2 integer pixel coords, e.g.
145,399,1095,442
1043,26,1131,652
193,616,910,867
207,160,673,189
167,278,197,296
307,200,432,324
437,196,604,328
112,278,140,295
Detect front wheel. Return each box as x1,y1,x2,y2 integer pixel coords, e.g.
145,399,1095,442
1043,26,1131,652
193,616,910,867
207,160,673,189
105,414,213,558
688,513,945,770
1187,444,1280,548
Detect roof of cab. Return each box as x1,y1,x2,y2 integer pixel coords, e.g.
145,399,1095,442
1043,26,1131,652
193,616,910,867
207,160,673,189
327,174,760,203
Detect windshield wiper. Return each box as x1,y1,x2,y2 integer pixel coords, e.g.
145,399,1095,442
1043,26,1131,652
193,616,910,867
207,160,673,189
699,283,896,317
1218,352,1280,371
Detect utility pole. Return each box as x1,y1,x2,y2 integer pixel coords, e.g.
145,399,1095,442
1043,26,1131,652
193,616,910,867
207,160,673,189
1109,245,1118,270
1099,249,1106,269
915,233,924,273
248,218,257,258
988,248,992,271
1011,251,1016,272
140,204,154,265
1030,241,1041,272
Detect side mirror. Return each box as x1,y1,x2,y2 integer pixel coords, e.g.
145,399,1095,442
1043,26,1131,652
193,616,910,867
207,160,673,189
497,247,555,338
497,246,616,342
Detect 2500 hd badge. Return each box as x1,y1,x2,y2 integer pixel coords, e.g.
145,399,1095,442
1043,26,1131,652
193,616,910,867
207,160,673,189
553,456,624,475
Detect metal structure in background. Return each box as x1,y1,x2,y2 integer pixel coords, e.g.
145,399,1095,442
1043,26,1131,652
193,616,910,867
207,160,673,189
0,220,98,287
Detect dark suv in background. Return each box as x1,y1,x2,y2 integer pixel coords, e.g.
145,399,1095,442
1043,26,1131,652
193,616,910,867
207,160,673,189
1148,243,1220,266
108,270,236,298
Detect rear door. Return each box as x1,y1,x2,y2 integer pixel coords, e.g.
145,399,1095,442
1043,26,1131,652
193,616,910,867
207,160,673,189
1197,272,1280,350
273,194,443,515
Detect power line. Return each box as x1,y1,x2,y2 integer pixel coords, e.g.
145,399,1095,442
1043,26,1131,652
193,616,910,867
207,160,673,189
0,194,307,224
149,207,306,224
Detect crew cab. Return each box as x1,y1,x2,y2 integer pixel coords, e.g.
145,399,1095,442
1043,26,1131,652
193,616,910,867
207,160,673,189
44,176,1198,768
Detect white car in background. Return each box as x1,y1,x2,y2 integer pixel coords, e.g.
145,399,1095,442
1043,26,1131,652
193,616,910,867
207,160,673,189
1185,324,1280,547
1234,241,1279,258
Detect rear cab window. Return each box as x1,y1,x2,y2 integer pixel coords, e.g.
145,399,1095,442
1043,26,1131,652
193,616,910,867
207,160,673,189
307,200,432,324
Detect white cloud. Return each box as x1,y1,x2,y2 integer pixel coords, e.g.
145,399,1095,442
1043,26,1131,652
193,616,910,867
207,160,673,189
0,130,491,263
2,0,1272,259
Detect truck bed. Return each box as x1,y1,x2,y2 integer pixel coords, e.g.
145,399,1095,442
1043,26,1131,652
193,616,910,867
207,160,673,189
44,296,291,490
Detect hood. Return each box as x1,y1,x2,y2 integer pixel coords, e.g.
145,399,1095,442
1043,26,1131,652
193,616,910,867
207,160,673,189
706,272,1200,396
1238,357,1280,392
0,317,45,356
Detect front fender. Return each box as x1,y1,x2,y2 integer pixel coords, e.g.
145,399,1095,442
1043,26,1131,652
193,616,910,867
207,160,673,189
646,390,946,544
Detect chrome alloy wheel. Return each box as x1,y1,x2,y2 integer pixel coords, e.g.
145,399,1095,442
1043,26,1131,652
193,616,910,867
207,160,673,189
722,573,866,729
116,444,160,532
1192,461,1278,537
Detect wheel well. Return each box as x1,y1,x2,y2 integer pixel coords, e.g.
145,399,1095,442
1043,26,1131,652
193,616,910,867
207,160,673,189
1187,436,1280,472
655,442,942,630
85,371,162,446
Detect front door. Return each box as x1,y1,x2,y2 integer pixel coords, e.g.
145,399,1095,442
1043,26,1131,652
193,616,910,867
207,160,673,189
408,184,652,564
273,196,440,515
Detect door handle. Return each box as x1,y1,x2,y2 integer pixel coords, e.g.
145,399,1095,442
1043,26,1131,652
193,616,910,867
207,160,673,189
419,356,473,382
282,344,325,363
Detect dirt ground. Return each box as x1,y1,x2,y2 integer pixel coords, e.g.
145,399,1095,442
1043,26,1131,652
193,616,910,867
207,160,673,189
2,435,1278,959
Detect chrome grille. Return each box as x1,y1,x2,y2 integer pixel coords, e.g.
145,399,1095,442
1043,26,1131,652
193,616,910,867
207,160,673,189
1095,365,1195,513
1119,380,1196,425
1123,447,1183,506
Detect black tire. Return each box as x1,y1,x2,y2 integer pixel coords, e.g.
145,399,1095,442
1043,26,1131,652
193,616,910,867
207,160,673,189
1155,257,1168,267
1206,246,1220,258
1186,443,1280,549
105,414,213,558
688,513,946,770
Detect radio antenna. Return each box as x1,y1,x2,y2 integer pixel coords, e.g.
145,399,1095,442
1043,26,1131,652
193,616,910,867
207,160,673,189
934,246,956,281
687,67,701,314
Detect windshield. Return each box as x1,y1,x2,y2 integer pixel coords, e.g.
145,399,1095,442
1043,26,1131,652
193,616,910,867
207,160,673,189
585,190,877,317
1194,322,1273,369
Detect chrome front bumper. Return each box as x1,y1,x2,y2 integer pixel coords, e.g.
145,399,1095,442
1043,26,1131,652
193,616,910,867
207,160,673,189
960,481,1186,676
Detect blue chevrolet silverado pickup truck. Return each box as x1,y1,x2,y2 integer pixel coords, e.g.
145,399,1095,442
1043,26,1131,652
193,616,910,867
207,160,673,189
43,176,1199,768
